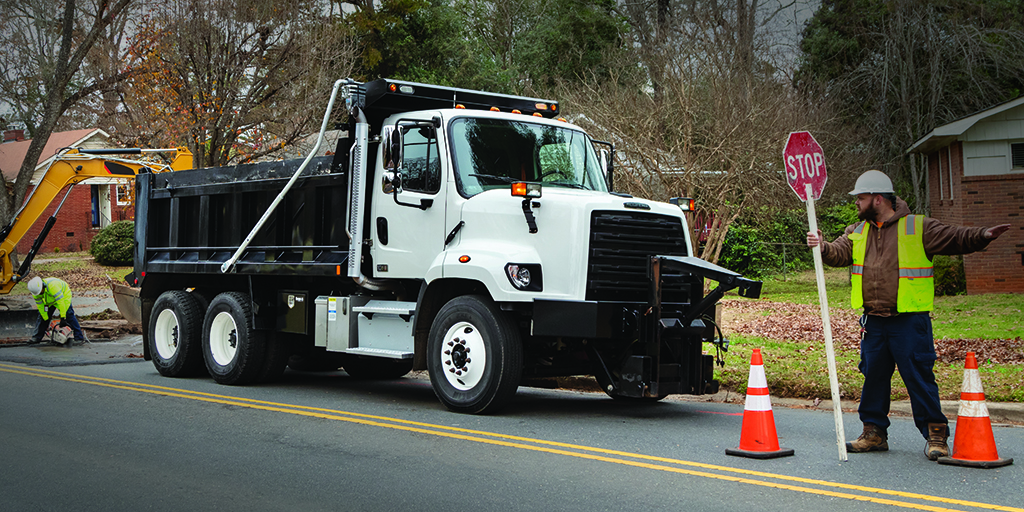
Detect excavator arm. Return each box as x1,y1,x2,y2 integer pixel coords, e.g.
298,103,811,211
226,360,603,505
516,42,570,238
0,147,193,294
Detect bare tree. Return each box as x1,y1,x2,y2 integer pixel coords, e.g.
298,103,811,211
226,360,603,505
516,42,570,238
119,0,356,167
0,0,134,223
562,1,866,263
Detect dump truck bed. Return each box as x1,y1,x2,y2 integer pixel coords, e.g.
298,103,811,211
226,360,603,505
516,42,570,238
134,156,350,279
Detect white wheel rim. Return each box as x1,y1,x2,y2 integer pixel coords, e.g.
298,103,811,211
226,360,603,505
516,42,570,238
439,321,486,391
153,309,180,360
209,311,239,367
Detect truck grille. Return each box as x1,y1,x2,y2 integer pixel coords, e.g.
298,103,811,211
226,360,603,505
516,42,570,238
586,211,692,303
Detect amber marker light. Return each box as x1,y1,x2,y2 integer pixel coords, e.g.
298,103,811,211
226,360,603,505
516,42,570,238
456,104,466,109
490,106,500,112
389,83,397,92
459,255,471,263
511,182,542,198
336,265,342,275
670,197,696,211
511,109,522,114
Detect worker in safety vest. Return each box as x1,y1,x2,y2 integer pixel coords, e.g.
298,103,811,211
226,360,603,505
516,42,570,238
807,170,1010,461
27,276,88,345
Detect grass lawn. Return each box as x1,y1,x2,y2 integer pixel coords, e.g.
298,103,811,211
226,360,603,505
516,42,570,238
718,269,1024,402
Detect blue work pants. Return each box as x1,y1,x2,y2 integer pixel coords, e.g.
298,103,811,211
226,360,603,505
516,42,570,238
858,312,945,439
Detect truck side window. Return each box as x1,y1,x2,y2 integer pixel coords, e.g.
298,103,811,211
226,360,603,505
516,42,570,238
400,126,441,194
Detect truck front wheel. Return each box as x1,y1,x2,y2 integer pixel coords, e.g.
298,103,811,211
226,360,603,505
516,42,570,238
427,295,522,414
149,290,204,377
202,292,267,385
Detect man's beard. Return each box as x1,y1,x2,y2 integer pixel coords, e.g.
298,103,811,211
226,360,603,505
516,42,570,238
857,202,878,222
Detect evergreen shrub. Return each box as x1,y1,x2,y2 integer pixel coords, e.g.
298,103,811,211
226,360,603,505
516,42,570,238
933,254,966,296
90,220,135,266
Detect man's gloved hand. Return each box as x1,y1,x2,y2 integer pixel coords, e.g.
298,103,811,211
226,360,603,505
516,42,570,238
59,318,68,328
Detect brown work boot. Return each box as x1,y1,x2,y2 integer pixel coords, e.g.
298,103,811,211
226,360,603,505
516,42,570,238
925,423,950,461
846,423,888,452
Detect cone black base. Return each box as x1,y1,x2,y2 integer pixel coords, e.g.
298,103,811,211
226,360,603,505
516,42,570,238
725,447,794,459
937,456,1013,469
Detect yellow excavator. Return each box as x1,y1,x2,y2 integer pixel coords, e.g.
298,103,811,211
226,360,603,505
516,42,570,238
0,147,192,337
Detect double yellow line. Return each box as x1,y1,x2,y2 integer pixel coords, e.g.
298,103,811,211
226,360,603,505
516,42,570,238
1,362,1018,512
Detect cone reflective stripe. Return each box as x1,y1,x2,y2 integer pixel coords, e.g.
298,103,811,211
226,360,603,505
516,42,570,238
937,352,1013,469
726,349,794,459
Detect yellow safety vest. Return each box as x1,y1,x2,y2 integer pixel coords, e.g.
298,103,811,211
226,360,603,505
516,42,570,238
849,214,933,312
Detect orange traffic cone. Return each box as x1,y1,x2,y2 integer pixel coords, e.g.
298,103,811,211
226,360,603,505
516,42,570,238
937,352,1013,469
726,348,794,459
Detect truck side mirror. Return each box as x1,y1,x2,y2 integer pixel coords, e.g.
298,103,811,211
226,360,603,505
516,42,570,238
381,125,404,173
599,147,613,190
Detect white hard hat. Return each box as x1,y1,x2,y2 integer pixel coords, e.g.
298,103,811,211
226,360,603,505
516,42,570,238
849,170,894,195
27,276,43,295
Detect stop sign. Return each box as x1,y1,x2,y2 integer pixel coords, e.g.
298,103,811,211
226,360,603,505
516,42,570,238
783,131,828,201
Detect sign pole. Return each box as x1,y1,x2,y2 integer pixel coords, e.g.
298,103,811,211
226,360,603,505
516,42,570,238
804,182,848,461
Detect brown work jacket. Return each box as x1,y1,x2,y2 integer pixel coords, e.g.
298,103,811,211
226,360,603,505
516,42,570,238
819,198,991,317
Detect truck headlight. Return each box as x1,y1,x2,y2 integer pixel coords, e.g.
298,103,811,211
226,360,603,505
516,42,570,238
505,263,542,291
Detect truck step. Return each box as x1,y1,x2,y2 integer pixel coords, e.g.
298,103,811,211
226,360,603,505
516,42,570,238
352,300,415,319
344,347,414,359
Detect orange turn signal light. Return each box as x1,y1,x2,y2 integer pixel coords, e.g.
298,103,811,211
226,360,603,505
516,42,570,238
459,255,471,263
456,104,466,109
511,182,542,198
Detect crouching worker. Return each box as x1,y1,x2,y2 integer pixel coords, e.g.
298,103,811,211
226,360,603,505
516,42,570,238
27,276,88,345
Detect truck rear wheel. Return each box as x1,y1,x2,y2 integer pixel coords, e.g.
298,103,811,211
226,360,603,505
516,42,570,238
202,292,267,385
149,291,205,377
427,295,521,414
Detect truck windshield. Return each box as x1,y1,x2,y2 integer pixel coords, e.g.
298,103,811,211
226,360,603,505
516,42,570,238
449,117,608,197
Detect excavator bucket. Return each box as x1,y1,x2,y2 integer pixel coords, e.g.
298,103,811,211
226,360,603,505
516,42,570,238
0,298,40,342
109,279,143,325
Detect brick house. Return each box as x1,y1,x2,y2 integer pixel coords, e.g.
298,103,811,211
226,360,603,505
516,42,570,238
908,96,1024,294
0,128,131,254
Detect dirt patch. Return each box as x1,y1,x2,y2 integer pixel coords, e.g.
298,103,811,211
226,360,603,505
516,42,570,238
720,299,1024,364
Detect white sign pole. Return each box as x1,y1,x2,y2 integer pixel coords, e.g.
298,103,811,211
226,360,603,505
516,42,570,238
805,182,848,461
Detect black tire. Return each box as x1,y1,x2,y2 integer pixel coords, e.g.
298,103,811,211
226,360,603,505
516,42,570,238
342,355,414,379
149,290,205,377
202,292,267,385
427,295,522,414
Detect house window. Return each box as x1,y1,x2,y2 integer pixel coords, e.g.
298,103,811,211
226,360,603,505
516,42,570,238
1012,142,1024,169
116,183,132,205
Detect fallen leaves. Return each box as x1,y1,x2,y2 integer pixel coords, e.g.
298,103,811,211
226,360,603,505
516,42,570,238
721,299,1024,364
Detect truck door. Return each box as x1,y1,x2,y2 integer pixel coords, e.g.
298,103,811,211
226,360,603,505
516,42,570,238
371,115,447,279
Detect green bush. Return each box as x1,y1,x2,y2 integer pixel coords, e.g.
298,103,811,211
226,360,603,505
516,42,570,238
90,220,135,266
933,254,966,296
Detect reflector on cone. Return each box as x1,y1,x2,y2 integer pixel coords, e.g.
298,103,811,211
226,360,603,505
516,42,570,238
726,348,794,459
937,352,1012,469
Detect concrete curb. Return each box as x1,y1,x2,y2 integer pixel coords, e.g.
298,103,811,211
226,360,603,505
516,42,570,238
683,391,1024,426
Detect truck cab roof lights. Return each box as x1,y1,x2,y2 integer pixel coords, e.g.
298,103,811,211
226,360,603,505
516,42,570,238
511,109,522,114
557,118,567,122
511,182,542,198
456,104,466,109
532,113,543,117
670,197,696,211
388,82,415,94
490,107,500,112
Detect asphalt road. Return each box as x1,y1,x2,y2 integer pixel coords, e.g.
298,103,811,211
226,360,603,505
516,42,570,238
2,359,1022,512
